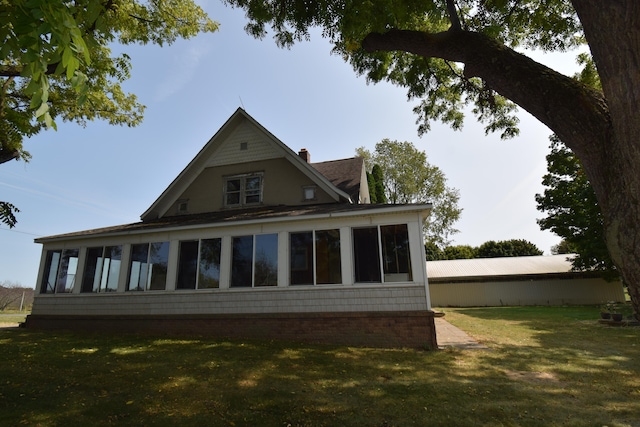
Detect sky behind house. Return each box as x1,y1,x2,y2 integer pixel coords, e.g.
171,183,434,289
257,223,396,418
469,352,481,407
0,1,585,288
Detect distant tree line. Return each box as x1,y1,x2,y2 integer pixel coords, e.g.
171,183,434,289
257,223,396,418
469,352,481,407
0,281,33,311
426,239,543,261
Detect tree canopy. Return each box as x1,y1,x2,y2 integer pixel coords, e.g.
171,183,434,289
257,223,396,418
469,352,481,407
536,135,617,278
226,0,640,320
357,139,461,247
0,0,218,165
0,0,218,227
475,239,543,258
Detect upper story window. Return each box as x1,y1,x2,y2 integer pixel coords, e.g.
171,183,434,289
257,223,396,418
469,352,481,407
224,173,263,207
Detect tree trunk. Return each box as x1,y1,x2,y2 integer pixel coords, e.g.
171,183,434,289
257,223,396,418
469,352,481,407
572,0,640,320
362,1,640,320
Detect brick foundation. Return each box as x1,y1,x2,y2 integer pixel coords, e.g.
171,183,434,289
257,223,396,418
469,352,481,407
24,311,438,349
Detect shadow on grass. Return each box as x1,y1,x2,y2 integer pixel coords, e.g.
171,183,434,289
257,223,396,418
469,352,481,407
1,312,640,426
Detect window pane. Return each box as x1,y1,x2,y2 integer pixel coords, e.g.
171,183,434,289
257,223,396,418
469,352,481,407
316,229,341,284
41,250,61,294
245,176,261,191
226,179,241,192
55,249,79,293
147,242,169,290
199,238,221,289
82,247,104,293
290,232,313,285
353,227,381,282
231,236,253,287
381,224,413,282
177,241,199,290
128,243,149,291
255,234,278,287
104,246,122,292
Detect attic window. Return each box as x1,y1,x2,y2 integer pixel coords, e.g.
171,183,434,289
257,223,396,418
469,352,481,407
240,142,248,150
177,200,188,214
224,173,263,207
302,186,316,201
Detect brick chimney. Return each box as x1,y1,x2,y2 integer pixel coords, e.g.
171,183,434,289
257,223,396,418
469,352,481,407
298,148,310,163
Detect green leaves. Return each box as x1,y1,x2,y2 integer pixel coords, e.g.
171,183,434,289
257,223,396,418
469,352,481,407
535,135,617,278
0,0,219,164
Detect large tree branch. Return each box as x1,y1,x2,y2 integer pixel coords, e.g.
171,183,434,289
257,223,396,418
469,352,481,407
361,29,612,167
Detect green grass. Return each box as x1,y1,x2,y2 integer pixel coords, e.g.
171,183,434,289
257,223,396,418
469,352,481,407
1,306,639,426
0,310,28,324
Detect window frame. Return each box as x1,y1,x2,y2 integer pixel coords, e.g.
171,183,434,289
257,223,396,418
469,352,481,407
176,238,222,290
230,233,278,288
40,248,80,294
81,245,122,293
223,172,264,208
353,224,413,284
127,242,170,292
289,229,342,286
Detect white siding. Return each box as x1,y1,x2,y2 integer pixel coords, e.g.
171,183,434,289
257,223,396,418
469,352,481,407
207,122,280,167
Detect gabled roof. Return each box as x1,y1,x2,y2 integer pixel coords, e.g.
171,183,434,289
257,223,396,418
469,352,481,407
311,157,366,203
141,108,352,221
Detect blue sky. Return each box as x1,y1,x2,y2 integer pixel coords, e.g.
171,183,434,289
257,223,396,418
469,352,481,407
0,1,583,287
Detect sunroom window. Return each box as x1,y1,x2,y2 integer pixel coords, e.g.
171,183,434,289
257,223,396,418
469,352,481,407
290,229,341,285
176,238,222,289
81,246,122,292
353,224,412,283
40,249,79,294
224,173,263,207
230,234,278,287
127,242,170,291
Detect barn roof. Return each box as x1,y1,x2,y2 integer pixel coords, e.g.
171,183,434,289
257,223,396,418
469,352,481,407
426,254,582,282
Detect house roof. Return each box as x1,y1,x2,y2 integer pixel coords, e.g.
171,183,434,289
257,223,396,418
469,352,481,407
36,203,432,243
311,157,365,202
140,108,352,221
426,254,585,282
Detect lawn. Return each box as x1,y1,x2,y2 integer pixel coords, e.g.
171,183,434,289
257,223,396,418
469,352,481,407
1,306,639,426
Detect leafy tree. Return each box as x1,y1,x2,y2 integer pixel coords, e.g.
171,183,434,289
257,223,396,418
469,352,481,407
424,241,444,261
0,0,218,225
225,0,640,320
443,245,475,260
364,163,386,203
357,139,461,247
371,164,386,203
476,239,543,258
536,136,617,278
551,240,576,255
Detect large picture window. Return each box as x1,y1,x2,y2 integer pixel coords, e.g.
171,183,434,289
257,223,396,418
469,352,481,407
224,173,263,207
40,249,79,294
353,224,412,283
231,234,278,287
127,242,170,291
81,246,122,292
290,229,341,285
176,238,222,289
